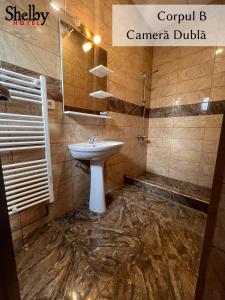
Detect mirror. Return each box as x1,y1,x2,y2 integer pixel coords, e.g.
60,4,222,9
59,20,111,116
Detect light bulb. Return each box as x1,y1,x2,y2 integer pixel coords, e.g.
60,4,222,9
216,48,224,55
51,2,60,11
93,35,101,45
82,42,93,53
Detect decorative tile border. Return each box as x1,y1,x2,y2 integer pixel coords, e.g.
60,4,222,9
66,99,150,117
108,98,225,118
149,100,225,118
107,97,150,117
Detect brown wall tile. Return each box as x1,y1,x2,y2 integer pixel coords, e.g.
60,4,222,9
171,138,203,151
174,89,210,106
173,116,206,128
177,76,212,94
204,128,221,141
178,61,213,82
170,148,201,163
172,127,205,140
214,56,225,74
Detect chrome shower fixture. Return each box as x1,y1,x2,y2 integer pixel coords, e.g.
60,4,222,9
0,85,10,101
137,135,146,142
137,73,151,143
140,73,151,80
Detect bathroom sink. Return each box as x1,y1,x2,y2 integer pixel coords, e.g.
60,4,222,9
68,141,124,160
68,141,124,214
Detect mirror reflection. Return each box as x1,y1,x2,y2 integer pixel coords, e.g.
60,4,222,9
60,20,110,115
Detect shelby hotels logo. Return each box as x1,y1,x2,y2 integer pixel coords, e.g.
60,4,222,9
5,5,49,26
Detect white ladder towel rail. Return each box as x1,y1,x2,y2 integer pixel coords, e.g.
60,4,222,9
0,68,54,215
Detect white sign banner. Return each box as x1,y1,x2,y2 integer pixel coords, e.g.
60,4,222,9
112,5,225,46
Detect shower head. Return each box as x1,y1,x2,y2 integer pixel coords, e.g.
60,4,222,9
140,73,151,79
140,70,159,79
0,85,10,101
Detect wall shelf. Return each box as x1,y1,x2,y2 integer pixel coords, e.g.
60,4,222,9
64,111,111,119
89,91,113,99
89,65,113,78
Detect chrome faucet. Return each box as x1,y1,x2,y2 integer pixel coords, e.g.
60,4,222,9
87,135,97,144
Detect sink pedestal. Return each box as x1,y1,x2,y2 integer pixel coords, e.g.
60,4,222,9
89,160,106,213
68,141,124,214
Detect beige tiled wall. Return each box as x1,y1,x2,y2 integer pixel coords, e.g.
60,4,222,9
147,46,224,187
147,115,222,187
0,0,152,242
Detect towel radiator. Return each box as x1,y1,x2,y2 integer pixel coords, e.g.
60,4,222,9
0,68,54,215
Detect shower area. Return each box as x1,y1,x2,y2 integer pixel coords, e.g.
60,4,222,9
131,46,222,214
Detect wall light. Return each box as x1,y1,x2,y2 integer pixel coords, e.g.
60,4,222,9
51,2,60,11
82,42,93,53
93,35,101,45
216,48,224,55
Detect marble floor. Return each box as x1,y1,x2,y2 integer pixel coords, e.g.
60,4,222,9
16,185,207,300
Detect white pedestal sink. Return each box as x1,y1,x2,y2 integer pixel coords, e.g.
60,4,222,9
68,141,124,213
